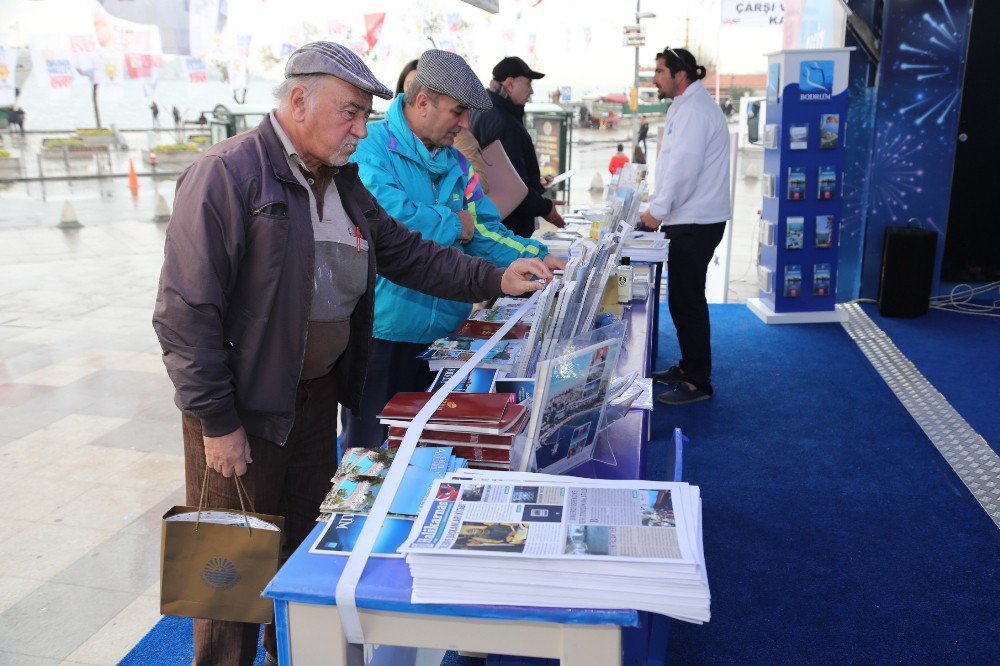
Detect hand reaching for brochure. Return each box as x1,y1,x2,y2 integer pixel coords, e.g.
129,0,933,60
204,427,253,478
543,254,566,271
639,211,661,231
501,258,553,295
544,201,566,228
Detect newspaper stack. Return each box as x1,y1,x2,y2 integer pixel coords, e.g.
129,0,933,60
400,470,710,624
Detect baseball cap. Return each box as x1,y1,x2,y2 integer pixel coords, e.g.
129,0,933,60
492,56,545,82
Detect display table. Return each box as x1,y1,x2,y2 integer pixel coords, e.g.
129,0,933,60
264,289,667,666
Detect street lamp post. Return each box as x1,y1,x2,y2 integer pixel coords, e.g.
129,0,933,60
631,4,657,158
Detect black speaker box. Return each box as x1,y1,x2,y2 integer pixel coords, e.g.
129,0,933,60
878,227,937,317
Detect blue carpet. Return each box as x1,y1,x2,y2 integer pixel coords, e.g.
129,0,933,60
861,303,1000,455
118,617,266,665
122,303,999,665
657,304,1000,664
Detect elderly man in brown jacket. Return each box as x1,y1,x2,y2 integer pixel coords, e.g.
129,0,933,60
152,41,550,666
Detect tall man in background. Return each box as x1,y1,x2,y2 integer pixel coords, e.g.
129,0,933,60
471,56,565,237
640,47,731,405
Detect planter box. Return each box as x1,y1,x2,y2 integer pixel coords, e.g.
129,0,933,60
0,156,22,178
77,133,117,147
41,145,109,160
142,148,199,169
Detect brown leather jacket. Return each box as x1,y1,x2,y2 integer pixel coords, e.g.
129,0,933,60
153,117,504,445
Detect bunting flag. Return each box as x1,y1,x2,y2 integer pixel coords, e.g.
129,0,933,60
184,56,207,84
0,36,20,106
29,34,75,100
364,13,386,52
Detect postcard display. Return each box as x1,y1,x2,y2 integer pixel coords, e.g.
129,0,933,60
750,48,852,324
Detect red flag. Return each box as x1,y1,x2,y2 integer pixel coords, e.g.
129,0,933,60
364,13,385,51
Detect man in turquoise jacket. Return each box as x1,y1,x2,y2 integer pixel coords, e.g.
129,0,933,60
341,50,564,448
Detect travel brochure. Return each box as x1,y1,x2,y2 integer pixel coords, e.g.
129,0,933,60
521,335,621,475
784,265,802,298
813,263,832,296
815,215,835,248
817,166,837,199
787,167,806,200
311,446,469,557
820,114,840,149
400,470,710,624
785,217,804,250
789,124,808,150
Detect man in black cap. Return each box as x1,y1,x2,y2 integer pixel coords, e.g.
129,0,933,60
152,41,552,666
470,56,565,237
342,49,564,451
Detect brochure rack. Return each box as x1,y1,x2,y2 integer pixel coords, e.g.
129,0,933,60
749,48,853,324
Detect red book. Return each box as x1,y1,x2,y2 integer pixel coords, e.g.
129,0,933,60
388,426,518,448
453,319,530,340
378,393,524,434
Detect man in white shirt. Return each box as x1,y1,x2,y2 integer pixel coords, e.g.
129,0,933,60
640,47,731,404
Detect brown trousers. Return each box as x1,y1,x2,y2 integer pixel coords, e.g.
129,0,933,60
182,372,339,666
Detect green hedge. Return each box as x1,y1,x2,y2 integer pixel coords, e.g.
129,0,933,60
153,142,199,153
0,148,11,158
75,128,115,136
42,138,86,149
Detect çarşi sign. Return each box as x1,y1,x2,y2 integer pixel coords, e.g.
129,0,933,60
721,1,784,28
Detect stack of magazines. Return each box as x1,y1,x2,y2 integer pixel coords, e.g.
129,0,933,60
309,447,467,557
379,392,529,469
399,469,710,624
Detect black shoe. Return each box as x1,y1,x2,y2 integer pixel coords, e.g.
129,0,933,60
651,365,685,385
656,384,711,405
265,651,279,666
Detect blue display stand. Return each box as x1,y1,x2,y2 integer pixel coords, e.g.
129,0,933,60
748,48,853,325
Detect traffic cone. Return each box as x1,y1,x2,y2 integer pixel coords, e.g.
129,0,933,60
128,157,139,192
152,193,171,223
58,200,83,229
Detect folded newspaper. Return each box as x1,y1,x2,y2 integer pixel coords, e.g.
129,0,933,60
399,470,710,623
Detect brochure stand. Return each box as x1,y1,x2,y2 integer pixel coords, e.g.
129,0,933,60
748,48,853,324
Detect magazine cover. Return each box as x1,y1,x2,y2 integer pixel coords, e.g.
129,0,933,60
819,114,840,149
788,124,808,150
787,167,806,200
309,513,413,557
767,62,781,103
428,367,498,393
493,378,535,404
813,263,832,296
815,215,834,248
525,337,621,475
784,265,802,298
785,217,804,249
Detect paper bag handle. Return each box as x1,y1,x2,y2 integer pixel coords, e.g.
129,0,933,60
196,466,255,537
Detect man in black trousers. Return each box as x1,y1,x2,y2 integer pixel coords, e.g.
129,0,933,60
640,47,731,404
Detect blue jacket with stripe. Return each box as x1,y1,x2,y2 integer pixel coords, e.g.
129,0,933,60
352,94,548,344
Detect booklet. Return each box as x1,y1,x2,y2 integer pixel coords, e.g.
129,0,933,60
787,167,806,200
428,367,498,393
309,513,414,557
788,124,808,150
819,114,840,149
523,337,621,475
784,265,802,298
817,166,837,199
813,263,832,297
815,215,834,248
785,217,804,250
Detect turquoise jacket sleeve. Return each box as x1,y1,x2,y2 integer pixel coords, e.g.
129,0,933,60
459,160,549,266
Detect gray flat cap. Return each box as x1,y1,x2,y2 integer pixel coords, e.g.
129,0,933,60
285,41,392,100
414,50,492,111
